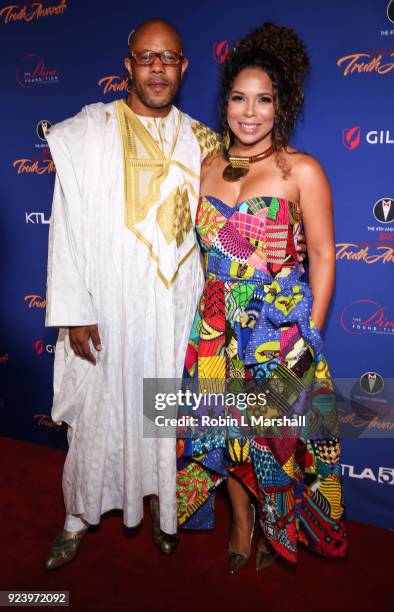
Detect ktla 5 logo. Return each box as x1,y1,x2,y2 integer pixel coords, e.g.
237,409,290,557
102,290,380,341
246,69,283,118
342,126,394,150
26,212,50,224
34,340,56,355
342,464,394,485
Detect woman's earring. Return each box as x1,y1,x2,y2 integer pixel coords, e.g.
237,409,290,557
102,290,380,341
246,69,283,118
224,128,231,150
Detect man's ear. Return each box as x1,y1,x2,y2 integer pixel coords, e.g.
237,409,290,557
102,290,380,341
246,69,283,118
124,57,132,78
180,57,189,80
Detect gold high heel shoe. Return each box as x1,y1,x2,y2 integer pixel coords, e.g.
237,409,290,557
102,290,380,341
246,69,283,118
150,496,179,556
256,536,278,571
228,504,256,574
45,528,88,570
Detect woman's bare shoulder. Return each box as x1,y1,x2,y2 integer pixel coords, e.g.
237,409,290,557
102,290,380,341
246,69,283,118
201,151,223,180
284,148,327,181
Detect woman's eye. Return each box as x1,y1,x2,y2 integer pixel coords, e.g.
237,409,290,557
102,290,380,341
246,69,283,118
230,95,244,101
259,96,272,103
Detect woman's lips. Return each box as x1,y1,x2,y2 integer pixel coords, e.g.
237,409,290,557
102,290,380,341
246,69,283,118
238,122,260,133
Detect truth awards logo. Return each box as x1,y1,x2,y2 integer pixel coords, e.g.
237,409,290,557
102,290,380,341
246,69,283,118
336,241,394,265
98,73,129,95
340,299,394,335
213,40,229,64
25,294,47,308
13,157,54,175
0,0,67,24
337,48,394,76
16,54,59,88
342,126,394,149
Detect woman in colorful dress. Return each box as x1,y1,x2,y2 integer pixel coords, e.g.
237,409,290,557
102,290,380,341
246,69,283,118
176,22,347,573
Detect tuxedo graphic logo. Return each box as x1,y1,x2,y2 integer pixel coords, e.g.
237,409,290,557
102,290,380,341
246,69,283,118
373,197,394,224
388,0,394,23
213,40,229,64
360,372,384,395
342,126,361,150
36,120,51,142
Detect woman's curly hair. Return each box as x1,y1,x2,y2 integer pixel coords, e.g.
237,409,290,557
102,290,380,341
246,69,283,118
221,22,309,151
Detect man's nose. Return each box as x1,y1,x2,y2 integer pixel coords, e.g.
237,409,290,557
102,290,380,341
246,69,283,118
150,54,165,73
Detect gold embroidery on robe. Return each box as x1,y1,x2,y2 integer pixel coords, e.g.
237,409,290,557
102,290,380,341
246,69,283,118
157,186,193,248
116,99,198,288
190,121,222,159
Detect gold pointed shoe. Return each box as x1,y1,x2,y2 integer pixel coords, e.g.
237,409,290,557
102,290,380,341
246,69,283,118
45,528,87,571
150,496,179,556
228,504,256,575
256,537,278,571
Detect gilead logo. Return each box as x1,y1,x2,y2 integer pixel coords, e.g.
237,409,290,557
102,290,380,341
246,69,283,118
342,126,360,150
213,40,229,64
342,127,394,149
34,340,55,355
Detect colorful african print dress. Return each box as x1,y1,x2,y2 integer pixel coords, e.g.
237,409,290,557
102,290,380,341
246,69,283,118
176,195,348,562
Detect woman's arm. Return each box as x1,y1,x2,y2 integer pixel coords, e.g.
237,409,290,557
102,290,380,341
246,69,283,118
295,155,336,331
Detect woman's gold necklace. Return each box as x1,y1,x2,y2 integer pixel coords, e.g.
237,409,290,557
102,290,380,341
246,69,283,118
222,143,274,181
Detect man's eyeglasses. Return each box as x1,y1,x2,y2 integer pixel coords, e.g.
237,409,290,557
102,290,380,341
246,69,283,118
130,50,184,66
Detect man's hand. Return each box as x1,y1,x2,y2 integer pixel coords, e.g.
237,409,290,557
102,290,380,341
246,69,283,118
69,324,102,365
296,231,307,262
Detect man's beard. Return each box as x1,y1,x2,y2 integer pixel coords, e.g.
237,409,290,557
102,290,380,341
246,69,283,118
133,79,176,110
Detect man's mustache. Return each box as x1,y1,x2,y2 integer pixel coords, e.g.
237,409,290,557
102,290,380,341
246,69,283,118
146,78,170,86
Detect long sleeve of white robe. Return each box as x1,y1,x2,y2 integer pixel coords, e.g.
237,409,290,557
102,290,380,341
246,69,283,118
46,110,98,327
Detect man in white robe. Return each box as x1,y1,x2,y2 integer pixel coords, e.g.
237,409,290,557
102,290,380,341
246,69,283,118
44,19,221,569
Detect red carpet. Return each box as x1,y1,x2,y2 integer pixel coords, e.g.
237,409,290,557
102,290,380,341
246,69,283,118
0,436,392,612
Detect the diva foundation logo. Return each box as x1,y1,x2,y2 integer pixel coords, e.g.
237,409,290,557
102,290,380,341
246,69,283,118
337,48,394,76
340,300,394,335
16,54,59,88
0,0,67,24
